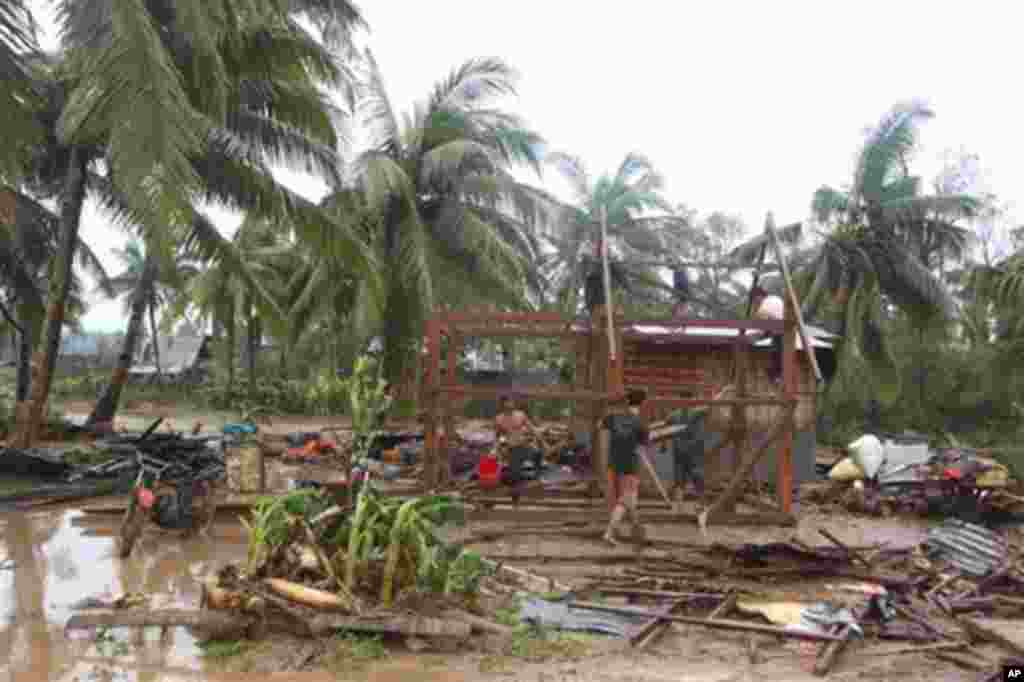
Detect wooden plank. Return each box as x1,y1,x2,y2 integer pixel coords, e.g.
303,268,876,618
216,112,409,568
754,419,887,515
958,616,1024,657
447,326,581,339
434,385,608,401
622,318,785,332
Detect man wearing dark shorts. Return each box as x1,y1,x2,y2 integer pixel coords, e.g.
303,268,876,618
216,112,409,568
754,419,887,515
495,396,541,504
600,389,649,544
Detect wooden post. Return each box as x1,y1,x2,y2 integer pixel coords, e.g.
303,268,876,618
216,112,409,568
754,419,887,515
779,296,796,513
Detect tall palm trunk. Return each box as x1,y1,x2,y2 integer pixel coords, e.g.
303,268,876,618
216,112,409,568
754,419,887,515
86,250,157,426
148,304,162,379
13,148,88,447
246,314,260,387
16,323,31,401
223,313,236,399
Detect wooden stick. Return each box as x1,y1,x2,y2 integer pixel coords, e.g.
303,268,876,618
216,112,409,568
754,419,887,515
632,597,689,649
764,213,822,382
568,602,842,641
65,609,254,639
709,593,738,619
638,444,673,506
600,207,615,363
818,529,870,567
866,641,966,657
814,624,854,676
442,609,514,636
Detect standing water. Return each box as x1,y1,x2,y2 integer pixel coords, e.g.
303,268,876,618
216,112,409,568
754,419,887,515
0,508,246,681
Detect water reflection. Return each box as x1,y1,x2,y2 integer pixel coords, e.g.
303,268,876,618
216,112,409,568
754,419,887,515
0,509,246,681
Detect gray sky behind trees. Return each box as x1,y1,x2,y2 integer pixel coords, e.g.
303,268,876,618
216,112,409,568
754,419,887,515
28,0,1022,331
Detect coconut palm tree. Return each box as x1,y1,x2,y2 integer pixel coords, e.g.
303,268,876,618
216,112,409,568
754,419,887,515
14,0,373,445
539,151,693,314
85,238,202,426
730,101,980,402
0,0,44,181
0,185,109,400
331,51,553,381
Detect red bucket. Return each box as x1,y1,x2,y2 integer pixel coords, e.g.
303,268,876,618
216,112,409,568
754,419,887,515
478,454,501,489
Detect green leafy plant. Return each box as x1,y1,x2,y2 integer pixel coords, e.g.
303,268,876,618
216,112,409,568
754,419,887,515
240,488,330,575
305,371,350,416
348,355,391,466
198,639,246,658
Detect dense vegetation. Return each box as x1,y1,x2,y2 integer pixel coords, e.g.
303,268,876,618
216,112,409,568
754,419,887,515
1,1,1022,450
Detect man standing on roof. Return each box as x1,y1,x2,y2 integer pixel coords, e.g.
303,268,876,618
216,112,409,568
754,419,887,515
750,285,786,384
600,389,649,545
672,267,690,319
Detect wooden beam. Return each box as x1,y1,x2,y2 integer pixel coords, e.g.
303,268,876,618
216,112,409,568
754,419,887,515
698,405,794,532
434,385,608,401
764,213,822,382
621,318,785,332
779,294,797,513
444,326,581,339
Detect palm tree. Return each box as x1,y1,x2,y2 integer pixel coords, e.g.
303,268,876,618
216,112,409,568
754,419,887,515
86,239,200,426
0,0,44,181
731,101,980,402
174,217,288,394
331,52,553,381
0,185,109,400
14,0,373,445
539,152,692,314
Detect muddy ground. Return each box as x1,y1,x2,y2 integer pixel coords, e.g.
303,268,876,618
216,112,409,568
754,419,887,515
0,406,988,681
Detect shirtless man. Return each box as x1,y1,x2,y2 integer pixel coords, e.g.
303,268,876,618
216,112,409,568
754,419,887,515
495,396,541,503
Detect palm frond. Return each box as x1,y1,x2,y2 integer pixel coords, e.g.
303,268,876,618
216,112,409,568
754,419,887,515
852,100,932,205
357,48,401,155
58,0,205,221
223,109,343,186
428,57,517,112
811,186,849,224
545,151,591,204
727,222,802,265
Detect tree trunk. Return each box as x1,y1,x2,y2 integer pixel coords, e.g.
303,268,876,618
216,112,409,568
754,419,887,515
224,313,235,399
246,315,260,388
15,307,31,402
86,251,157,426
13,148,88,447
149,304,162,379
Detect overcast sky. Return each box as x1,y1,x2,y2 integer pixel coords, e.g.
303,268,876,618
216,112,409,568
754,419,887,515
28,0,1022,332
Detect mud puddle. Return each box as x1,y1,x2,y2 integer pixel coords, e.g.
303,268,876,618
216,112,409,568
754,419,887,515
0,508,245,681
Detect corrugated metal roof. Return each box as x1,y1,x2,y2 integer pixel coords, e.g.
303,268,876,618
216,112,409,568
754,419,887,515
925,519,1007,577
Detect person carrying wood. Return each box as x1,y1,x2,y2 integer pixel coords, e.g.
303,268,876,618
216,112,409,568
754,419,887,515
600,389,650,545
749,285,786,384
495,395,542,504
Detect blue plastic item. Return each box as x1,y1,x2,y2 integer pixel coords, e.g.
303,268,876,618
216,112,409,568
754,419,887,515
223,422,258,435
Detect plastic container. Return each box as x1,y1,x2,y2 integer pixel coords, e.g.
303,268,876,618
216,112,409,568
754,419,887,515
478,454,501,488
848,434,884,480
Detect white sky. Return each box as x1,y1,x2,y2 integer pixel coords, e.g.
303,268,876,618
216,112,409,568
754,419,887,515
27,0,1023,332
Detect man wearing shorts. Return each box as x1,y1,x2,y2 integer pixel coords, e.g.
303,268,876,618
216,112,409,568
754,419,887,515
495,395,541,504
600,389,649,544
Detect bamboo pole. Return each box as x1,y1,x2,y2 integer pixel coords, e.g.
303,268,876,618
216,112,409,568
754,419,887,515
764,213,822,382
600,207,616,364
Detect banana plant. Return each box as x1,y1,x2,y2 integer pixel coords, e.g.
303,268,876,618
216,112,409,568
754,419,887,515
348,354,392,465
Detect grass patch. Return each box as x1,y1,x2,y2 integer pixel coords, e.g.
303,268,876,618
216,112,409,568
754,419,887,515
508,624,596,661
322,633,388,674
198,639,247,659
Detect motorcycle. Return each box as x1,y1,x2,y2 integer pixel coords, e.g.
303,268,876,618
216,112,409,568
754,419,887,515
118,454,225,558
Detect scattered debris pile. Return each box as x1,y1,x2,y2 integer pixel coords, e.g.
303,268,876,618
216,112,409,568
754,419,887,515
563,520,1024,675
821,434,1023,520
0,418,224,509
